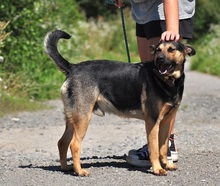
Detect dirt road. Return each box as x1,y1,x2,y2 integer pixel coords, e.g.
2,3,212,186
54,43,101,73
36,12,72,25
0,70,220,186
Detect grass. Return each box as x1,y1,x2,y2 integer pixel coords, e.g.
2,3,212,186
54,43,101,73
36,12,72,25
0,96,50,117
0,71,58,118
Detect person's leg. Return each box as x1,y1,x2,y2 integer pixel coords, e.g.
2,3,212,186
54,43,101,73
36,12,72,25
137,36,160,62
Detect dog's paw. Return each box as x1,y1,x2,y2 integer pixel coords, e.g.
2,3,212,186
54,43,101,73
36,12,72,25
76,169,90,177
153,168,167,176
166,163,177,171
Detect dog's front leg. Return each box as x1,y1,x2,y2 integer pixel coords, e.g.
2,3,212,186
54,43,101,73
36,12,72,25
145,120,166,176
159,107,178,171
146,103,178,175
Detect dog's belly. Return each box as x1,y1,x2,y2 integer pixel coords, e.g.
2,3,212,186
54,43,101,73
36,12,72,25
93,95,144,120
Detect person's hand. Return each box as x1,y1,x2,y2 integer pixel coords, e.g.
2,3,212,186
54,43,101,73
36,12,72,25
161,30,181,42
115,0,124,8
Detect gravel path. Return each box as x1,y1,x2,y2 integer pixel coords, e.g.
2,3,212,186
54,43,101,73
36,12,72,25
0,69,220,186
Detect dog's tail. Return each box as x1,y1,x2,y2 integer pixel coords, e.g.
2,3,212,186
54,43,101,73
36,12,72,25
45,30,71,75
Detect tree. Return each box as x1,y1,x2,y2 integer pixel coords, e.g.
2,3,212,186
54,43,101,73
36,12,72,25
194,0,220,38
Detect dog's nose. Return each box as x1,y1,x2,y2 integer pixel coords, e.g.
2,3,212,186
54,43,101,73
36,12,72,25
158,55,165,63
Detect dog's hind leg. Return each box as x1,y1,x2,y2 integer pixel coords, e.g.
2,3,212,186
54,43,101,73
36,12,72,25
69,110,93,176
58,80,75,171
58,119,73,171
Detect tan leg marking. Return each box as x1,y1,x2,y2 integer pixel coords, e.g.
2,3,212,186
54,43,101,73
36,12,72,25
146,103,177,175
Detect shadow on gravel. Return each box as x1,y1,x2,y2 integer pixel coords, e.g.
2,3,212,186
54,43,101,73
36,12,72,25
19,155,153,176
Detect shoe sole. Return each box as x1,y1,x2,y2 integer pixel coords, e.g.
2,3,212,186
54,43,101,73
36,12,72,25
126,156,151,167
126,156,173,167
128,150,178,162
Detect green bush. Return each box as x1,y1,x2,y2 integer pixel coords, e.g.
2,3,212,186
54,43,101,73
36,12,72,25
0,21,10,54
0,0,137,102
0,0,82,100
191,24,220,76
64,8,138,63
194,0,220,39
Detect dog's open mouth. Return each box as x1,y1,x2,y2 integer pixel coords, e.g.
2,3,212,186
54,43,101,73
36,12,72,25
159,63,175,75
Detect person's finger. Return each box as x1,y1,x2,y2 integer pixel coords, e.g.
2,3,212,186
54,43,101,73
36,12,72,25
175,34,181,41
160,32,166,41
165,33,172,41
161,32,181,42
170,33,176,41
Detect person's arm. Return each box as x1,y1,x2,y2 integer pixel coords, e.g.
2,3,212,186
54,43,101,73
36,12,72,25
161,0,180,41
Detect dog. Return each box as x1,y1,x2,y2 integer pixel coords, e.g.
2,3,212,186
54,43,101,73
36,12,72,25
44,30,196,176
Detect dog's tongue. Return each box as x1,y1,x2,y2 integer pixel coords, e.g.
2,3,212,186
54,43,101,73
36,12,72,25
159,64,170,74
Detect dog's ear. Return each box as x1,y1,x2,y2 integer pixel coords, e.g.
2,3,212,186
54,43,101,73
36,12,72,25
150,44,157,54
184,44,196,56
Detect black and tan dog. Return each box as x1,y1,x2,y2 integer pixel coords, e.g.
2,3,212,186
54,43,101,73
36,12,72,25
44,30,196,176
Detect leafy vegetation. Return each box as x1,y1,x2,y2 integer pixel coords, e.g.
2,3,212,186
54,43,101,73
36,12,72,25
193,0,220,39
191,24,220,76
0,21,10,53
0,0,82,115
191,0,220,76
0,0,220,116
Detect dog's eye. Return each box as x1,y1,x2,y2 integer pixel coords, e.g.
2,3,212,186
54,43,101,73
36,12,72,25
156,48,162,52
168,47,176,52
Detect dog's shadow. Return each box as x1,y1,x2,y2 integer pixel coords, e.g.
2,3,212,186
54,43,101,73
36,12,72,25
19,155,152,176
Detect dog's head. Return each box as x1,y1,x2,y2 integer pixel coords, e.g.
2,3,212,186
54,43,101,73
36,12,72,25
151,41,196,79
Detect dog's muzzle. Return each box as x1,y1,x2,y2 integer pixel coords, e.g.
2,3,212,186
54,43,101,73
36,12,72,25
155,55,176,75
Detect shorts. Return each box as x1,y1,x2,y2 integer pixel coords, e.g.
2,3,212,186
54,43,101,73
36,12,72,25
136,16,194,39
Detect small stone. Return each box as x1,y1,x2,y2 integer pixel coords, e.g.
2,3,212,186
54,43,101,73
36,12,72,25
11,118,20,122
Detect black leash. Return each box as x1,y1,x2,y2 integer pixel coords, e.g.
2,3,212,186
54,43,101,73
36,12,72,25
106,0,131,63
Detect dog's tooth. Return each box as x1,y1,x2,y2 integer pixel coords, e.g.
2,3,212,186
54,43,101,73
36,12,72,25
159,70,167,75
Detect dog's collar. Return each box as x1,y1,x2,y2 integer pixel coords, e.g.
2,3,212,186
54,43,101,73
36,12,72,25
153,68,175,87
